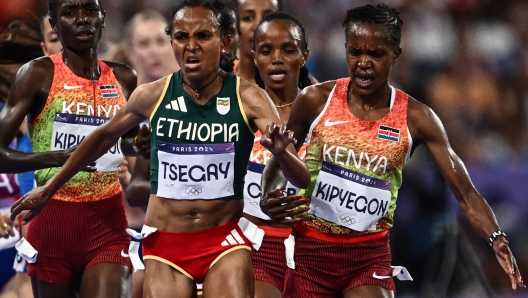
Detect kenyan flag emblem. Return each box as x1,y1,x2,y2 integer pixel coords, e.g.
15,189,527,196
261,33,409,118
377,125,400,142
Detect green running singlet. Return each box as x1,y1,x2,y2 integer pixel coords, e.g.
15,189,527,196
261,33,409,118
149,71,254,201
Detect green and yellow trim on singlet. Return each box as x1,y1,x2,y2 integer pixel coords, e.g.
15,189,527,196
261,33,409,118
236,76,255,135
150,74,173,122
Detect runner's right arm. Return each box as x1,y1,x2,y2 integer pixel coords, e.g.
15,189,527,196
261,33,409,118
0,58,75,173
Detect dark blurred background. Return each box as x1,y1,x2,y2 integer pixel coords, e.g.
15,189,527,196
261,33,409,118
2,0,528,297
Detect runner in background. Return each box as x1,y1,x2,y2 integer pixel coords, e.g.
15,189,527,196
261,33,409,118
244,11,311,298
234,0,281,84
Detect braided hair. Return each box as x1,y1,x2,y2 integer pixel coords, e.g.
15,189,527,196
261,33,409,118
343,3,403,49
253,11,311,90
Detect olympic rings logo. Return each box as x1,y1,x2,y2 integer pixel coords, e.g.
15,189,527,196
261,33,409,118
185,187,202,196
339,214,356,225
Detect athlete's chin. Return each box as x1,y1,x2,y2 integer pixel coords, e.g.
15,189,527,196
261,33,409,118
352,83,377,97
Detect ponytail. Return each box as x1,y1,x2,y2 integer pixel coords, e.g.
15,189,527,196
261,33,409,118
219,53,235,73
298,65,312,89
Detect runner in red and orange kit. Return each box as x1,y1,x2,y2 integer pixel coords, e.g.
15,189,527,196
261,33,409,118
0,0,137,297
261,4,524,298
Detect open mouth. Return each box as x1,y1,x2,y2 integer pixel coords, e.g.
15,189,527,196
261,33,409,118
268,69,287,81
185,56,201,68
355,73,373,87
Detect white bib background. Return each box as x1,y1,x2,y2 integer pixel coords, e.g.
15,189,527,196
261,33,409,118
51,113,123,172
243,161,299,220
157,141,235,200
309,161,391,231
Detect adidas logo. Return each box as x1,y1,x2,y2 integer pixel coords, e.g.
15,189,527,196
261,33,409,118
165,96,187,112
221,229,246,246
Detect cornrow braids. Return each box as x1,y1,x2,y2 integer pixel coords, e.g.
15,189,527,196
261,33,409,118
343,3,403,48
253,11,312,90
165,0,235,37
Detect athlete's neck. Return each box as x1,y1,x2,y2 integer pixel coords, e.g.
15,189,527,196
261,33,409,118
349,83,391,111
62,48,100,81
181,70,224,103
265,83,299,110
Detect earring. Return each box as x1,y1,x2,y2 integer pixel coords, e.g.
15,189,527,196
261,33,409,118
301,62,306,67
222,49,227,54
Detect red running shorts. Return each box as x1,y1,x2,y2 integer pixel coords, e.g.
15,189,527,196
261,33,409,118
142,219,251,283
27,192,131,283
252,226,291,291
283,224,395,298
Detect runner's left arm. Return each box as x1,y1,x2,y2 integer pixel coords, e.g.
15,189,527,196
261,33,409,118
408,97,524,290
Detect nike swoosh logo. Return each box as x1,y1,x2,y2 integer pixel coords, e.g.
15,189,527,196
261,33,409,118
324,119,351,127
121,250,129,258
372,272,391,279
64,84,83,90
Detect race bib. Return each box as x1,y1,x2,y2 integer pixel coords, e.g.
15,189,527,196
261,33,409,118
243,161,299,220
309,161,391,232
157,141,235,200
51,113,123,172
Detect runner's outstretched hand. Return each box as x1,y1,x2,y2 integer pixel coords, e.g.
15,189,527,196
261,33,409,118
493,238,525,290
261,189,309,224
10,186,52,224
260,122,296,156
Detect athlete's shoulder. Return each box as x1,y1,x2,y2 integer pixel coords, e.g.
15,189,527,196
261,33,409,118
407,95,432,118
12,56,54,95
102,60,135,76
237,75,268,103
298,80,336,104
406,94,442,142
16,56,54,79
102,60,137,99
